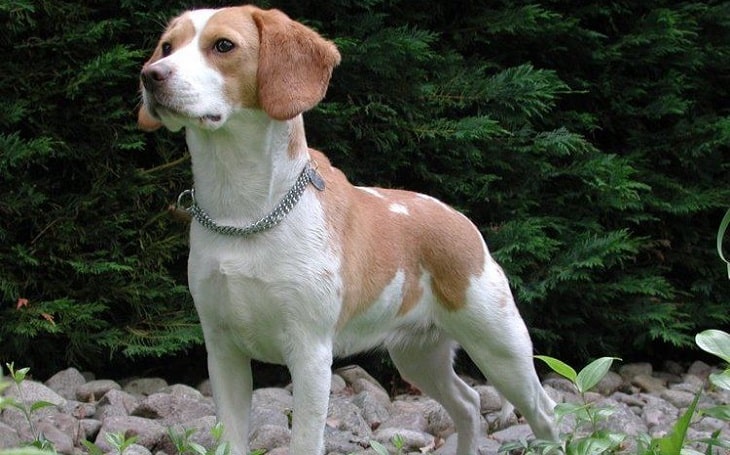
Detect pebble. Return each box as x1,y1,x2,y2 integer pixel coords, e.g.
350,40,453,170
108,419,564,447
0,362,728,454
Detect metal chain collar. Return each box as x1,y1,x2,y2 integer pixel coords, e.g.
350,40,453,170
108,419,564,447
176,163,325,237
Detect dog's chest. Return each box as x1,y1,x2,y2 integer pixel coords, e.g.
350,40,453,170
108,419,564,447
187,212,342,362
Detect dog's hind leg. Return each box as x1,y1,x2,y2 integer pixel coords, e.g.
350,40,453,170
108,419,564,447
387,334,481,455
438,278,558,442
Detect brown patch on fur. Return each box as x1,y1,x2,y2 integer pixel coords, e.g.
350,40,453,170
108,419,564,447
200,7,261,109
308,150,485,326
251,9,341,120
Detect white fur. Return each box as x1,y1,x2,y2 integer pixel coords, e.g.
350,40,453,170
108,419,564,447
140,7,557,455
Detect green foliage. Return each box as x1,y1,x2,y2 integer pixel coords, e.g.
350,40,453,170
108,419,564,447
1,0,729,375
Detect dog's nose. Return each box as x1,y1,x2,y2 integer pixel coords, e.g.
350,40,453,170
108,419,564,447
141,63,173,90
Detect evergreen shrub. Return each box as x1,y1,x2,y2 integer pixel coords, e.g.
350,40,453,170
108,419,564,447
1,0,728,376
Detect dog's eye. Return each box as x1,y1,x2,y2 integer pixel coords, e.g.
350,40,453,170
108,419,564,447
161,42,172,57
214,39,235,53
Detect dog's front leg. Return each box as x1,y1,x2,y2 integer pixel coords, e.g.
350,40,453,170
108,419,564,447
287,343,333,455
207,349,253,455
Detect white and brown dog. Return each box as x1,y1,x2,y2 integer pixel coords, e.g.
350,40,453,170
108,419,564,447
138,5,557,454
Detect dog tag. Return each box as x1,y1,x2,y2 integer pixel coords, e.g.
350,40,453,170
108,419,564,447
307,167,326,191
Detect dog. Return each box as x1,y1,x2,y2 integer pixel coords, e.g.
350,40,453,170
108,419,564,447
138,5,557,454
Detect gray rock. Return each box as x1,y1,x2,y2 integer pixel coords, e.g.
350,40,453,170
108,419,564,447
352,389,392,429
1,380,65,430
632,374,666,393
249,424,291,451
474,385,502,412
327,395,371,438
76,379,121,402
490,423,534,443
596,399,648,437
592,371,624,396
663,361,686,377
35,414,79,454
619,363,653,380
94,415,166,452
437,432,501,455
96,388,139,421
335,365,388,395
330,374,347,394
80,418,102,440
660,389,696,409
123,443,153,455
379,400,429,433
373,427,435,452
130,392,215,425
0,421,20,449
687,360,713,379
45,368,86,401
124,378,168,397
542,376,577,394
324,426,367,454
642,395,679,435
160,383,205,400
158,416,218,455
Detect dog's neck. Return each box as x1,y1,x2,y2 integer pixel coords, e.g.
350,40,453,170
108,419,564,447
185,109,310,224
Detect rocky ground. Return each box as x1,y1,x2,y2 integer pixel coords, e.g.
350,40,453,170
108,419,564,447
1,361,728,455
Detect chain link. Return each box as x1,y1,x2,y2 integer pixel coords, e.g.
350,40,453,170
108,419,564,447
178,163,319,237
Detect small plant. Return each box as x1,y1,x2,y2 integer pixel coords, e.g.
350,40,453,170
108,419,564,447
4,363,57,452
367,433,406,455
500,356,623,454
167,422,232,455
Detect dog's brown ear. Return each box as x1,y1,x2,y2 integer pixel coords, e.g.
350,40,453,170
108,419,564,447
137,101,162,132
252,8,341,121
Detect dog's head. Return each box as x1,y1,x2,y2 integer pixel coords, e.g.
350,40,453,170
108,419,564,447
138,5,341,132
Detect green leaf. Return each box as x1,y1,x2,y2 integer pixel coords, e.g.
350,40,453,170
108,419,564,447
575,357,621,394
700,405,730,420
535,355,577,383
695,330,730,364
709,371,730,391
29,401,57,412
651,392,700,455
369,440,390,455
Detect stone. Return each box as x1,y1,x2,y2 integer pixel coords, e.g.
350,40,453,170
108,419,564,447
157,416,218,455
352,389,392,429
1,380,66,430
597,399,649,436
94,415,166,452
130,392,215,425
619,363,653,380
379,400,429,433
0,421,20,449
373,427,435,452
437,432,501,455
660,389,696,409
592,371,624,396
96,388,139,421
76,379,121,402
330,374,347,394
161,383,205,400
474,385,502,412
632,374,666,393
687,360,713,379
490,423,534,443
35,414,79,454
44,368,86,401
124,378,168,397
326,395,372,438
643,395,679,435
335,365,388,395
80,418,102,440
249,424,291,451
